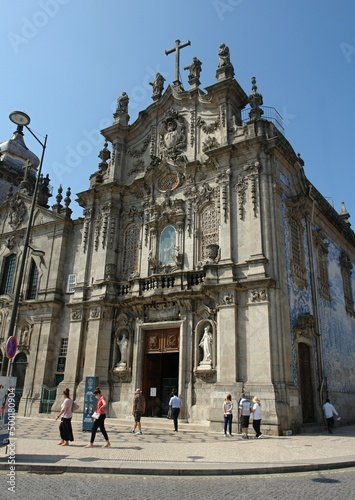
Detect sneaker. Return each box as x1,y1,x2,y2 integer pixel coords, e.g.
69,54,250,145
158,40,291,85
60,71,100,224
257,433,263,439
135,431,142,435
130,429,135,433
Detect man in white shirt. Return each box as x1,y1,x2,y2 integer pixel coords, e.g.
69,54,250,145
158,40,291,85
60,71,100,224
322,398,339,434
239,392,252,439
169,390,182,432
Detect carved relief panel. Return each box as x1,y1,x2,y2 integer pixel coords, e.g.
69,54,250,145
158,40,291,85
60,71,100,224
144,328,180,353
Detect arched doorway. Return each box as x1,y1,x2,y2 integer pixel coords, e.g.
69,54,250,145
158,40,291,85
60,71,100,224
12,352,28,412
298,342,315,423
142,328,179,417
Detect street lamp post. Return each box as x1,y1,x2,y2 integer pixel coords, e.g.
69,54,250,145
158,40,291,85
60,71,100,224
0,111,47,376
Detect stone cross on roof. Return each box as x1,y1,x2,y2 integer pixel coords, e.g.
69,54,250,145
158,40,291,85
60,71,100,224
165,39,191,86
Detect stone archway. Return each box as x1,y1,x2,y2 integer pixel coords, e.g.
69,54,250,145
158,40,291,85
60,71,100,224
298,342,315,423
142,328,179,417
294,314,317,424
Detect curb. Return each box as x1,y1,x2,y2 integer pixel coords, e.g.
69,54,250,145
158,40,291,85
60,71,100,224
2,459,355,476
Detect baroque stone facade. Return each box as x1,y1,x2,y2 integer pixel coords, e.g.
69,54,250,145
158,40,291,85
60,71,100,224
1,44,355,434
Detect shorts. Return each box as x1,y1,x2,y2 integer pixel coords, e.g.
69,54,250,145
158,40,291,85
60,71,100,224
240,415,250,428
134,411,143,422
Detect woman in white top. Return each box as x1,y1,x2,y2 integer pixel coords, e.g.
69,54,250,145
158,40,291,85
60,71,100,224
55,388,74,446
252,396,262,438
223,394,233,437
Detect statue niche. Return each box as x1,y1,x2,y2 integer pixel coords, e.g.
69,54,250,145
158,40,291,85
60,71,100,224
114,330,130,373
195,320,216,381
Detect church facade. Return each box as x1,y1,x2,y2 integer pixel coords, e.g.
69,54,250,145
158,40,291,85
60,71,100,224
1,44,354,434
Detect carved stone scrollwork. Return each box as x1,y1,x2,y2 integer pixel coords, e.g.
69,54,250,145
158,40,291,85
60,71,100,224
197,116,220,134
90,307,100,319
205,244,220,263
127,135,151,158
236,174,247,220
195,369,216,382
102,307,113,319
71,308,82,321
216,169,230,222
222,292,234,305
294,313,316,341
82,207,92,253
112,369,131,382
105,264,117,281
145,301,180,322
250,289,267,302
190,110,195,147
202,136,220,152
94,214,101,251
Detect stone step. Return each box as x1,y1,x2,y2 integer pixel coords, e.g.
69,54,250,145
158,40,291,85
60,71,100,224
104,416,211,433
300,423,327,434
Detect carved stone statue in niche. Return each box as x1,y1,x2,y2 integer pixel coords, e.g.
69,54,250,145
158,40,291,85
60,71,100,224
18,324,31,347
159,109,186,160
199,323,213,363
115,331,129,371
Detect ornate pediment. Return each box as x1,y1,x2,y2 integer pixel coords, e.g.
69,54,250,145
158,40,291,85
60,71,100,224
294,313,317,341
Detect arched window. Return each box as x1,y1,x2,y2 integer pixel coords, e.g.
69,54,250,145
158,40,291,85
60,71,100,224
200,205,219,260
26,259,39,299
122,224,140,279
0,254,17,295
288,216,307,289
159,226,176,265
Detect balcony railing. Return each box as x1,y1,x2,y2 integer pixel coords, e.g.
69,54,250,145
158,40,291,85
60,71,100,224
116,271,205,298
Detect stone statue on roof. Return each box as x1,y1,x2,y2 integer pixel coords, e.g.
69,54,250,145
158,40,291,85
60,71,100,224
150,72,165,99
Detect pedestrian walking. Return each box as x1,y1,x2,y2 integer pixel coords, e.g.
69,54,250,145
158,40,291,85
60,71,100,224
85,387,111,448
239,392,252,439
169,389,182,432
131,388,146,435
223,393,233,437
251,396,262,438
55,388,74,446
322,398,340,434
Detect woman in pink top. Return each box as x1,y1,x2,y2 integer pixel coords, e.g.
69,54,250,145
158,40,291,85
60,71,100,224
85,387,111,448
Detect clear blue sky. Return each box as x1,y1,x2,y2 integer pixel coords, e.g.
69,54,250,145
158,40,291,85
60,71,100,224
1,0,354,221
